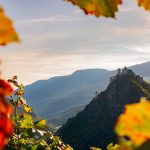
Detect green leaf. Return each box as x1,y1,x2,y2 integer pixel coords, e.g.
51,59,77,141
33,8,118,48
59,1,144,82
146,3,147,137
21,128,33,138
31,145,38,150
20,114,33,129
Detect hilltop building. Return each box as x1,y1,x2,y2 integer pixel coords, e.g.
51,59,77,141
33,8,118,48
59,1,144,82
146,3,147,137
110,67,143,83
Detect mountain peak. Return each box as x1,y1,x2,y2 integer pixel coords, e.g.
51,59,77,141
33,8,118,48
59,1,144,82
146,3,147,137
110,67,143,84
57,69,150,150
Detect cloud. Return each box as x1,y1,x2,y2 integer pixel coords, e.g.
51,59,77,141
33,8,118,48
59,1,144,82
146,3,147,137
122,45,150,53
18,15,80,24
1,0,150,85
73,9,82,14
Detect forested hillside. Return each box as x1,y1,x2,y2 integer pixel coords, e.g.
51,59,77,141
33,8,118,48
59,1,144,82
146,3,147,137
57,68,150,150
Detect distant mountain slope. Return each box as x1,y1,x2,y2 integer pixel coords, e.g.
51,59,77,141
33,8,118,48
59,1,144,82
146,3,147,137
24,61,150,125
24,69,112,123
130,61,150,80
57,68,150,150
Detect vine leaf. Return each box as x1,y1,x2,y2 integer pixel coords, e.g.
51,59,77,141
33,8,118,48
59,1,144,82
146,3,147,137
35,119,46,130
115,98,150,146
0,80,13,149
0,6,19,45
23,104,32,113
90,147,102,150
20,114,33,129
138,0,150,10
65,0,122,17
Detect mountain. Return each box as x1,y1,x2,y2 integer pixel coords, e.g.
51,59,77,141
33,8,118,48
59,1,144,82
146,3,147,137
57,68,150,150
24,61,150,126
24,69,112,125
130,61,150,80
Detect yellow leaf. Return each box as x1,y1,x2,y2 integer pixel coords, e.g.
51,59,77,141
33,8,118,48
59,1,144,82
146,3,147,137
115,98,150,146
65,0,122,18
23,104,32,113
35,119,47,130
64,145,73,150
0,6,20,45
138,0,150,10
90,147,102,150
20,114,33,129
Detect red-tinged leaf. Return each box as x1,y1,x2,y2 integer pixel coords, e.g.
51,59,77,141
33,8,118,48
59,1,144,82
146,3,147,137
0,79,14,149
0,131,7,148
0,79,13,96
65,0,122,18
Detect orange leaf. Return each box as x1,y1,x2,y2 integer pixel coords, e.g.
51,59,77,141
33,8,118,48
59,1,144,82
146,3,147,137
0,7,20,45
138,0,150,10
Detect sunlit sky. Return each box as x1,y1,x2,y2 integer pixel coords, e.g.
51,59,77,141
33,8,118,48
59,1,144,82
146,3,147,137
0,0,150,85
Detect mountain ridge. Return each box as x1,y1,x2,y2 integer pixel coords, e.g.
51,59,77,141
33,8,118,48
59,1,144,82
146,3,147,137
24,61,150,126
57,68,150,150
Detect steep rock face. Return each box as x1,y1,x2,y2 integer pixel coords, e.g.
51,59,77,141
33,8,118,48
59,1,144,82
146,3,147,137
57,69,150,150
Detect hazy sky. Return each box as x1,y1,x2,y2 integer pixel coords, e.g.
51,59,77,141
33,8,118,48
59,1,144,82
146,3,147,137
0,0,150,85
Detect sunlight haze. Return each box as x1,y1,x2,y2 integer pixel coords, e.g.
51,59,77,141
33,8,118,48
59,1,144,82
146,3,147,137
0,0,150,84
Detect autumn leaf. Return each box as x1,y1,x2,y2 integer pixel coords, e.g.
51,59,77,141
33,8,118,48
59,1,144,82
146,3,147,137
0,6,19,45
138,0,150,10
0,79,14,149
20,114,33,129
107,143,120,150
23,104,32,113
35,119,46,130
90,147,102,150
0,79,13,96
115,98,150,146
65,0,122,17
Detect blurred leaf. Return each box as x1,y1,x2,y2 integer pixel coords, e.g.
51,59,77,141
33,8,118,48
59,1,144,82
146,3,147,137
20,114,33,129
64,145,73,150
117,140,133,150
23,104,32,113
107,143,120,150
31,145,38,150
115,98,150,146
0,6,19,45
90,147,102,150
136,140,150,150
65,0,122,17
35,119,46,130
138,0,150,10
21,128,33,138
